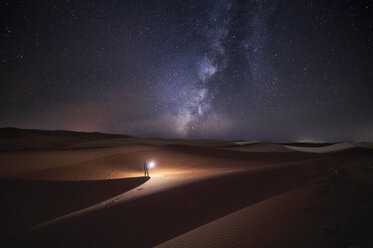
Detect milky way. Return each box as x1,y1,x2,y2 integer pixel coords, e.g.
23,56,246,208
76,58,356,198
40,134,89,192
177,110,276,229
1,1,372,141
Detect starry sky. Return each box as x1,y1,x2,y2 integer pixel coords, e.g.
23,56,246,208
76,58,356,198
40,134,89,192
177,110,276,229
1,0,372,141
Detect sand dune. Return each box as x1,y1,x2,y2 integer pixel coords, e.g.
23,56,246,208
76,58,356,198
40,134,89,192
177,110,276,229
234,141,259,145
25,163,311,248
284,142,360,153
6,143,319,181
221,142,294,153
0,177,148,238
0,145,152,178
0,127,130,150
0,128,372,247
157,152,373,248
156,186,316,248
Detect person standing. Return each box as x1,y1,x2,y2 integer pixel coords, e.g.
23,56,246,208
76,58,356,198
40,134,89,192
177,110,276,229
144,160,149,177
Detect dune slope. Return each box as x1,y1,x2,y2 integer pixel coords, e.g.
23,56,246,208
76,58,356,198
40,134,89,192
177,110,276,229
1,129,372,248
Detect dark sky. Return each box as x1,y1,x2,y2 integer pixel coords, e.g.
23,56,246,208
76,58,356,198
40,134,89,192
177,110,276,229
1,0,372,141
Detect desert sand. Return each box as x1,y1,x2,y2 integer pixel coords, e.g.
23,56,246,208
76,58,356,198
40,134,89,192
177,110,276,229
0,128,372,247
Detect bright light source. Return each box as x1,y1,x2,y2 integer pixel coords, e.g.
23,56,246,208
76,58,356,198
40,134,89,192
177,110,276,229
149,161,155,168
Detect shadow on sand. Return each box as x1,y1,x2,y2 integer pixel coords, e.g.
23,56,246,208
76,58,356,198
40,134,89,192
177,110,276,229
0,176,149,239
25,164,312,248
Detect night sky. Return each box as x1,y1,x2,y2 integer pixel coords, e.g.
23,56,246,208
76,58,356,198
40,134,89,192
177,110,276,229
1,1,372,141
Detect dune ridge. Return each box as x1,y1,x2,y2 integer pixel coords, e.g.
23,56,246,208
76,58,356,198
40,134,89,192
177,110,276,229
0,128,372,247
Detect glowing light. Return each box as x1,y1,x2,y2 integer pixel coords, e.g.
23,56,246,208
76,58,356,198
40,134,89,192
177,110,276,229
149,161,155,168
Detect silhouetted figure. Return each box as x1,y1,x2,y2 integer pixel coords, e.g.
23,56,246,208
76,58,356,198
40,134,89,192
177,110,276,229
144,160,149,177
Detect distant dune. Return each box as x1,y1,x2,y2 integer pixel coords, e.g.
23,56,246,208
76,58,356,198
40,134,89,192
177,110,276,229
222,142,294,153
0,127,131,150
284,142,373,153
0,128,372,247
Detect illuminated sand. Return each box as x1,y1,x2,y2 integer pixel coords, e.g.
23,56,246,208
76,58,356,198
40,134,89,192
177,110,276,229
0,128,372,247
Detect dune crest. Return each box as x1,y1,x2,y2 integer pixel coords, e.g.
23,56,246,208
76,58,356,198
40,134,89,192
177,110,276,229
0,129,372,247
